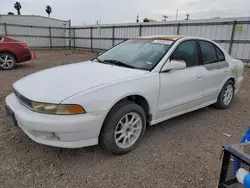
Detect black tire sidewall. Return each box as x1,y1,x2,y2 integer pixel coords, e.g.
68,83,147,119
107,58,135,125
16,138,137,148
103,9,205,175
100,101,146,154
0,53,16,70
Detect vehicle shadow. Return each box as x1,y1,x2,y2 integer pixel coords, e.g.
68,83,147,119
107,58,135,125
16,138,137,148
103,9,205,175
15,63,34,69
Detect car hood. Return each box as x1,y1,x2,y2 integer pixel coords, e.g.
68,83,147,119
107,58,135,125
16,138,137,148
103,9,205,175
13,61,148,103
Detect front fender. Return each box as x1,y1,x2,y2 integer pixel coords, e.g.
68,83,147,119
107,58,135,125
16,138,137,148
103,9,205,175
62,73,160,121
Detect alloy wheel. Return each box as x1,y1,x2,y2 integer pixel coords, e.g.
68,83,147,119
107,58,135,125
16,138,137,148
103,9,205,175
114,112,142,149
0,54,14,69
223,84,234,105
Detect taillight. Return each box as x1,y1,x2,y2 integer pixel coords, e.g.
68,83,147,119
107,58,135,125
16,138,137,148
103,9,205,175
17,43,28,49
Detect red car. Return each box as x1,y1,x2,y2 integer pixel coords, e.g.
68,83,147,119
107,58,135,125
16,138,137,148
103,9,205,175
0,35,32,70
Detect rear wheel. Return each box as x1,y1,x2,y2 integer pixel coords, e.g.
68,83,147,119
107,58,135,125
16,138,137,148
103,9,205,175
0,53,16,70
214,80,234,109
100,100,146,154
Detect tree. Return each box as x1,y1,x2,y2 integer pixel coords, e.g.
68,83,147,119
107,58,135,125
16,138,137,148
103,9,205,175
46,5,52,17
162,15,168,21
8,12,14,15
136,15,139,23
143,18,156,22
14,2,21,15
148,19,157,22
185,13,190,20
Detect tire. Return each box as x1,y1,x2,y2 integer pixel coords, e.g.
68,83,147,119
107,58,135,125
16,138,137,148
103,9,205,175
214,80,234,109
0,53,16,70
100,100,146,154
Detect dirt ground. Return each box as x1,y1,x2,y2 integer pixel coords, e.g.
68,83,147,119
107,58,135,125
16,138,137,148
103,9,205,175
0,50,250,188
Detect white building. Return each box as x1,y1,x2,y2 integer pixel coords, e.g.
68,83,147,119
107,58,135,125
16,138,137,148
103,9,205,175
0,14,69,27
0,15,70,48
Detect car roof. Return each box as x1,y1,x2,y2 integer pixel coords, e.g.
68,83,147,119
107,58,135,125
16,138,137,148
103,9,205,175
137,35,184,41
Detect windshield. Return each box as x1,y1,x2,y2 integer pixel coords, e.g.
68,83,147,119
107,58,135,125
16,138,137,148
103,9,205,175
95,39,173,70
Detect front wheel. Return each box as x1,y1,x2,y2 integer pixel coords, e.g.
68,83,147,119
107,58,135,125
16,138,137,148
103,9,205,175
100,100,146,154
214,80,234,109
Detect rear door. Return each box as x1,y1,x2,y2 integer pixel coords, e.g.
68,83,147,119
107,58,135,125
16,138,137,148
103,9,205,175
198,40,229,102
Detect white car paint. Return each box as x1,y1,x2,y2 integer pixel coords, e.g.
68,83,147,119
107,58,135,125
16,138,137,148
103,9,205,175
13,61,148,104
5,36,244,148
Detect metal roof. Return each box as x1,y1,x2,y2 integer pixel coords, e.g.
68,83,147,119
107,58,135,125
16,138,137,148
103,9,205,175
0,14,68,22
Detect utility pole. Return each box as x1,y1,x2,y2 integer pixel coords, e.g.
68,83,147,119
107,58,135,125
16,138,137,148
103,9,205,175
176,9,179,22
96,17,101,25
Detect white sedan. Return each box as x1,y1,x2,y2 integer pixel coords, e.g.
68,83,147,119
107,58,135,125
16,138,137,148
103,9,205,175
5,35,244,154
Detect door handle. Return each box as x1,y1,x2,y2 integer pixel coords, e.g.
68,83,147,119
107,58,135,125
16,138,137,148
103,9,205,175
196,74,203,79
224,69,229,73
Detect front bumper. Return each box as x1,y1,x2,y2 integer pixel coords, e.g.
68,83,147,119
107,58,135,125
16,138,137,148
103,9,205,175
5,93,106,148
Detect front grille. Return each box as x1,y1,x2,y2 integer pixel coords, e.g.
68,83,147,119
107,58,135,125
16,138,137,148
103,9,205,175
13,89,33,110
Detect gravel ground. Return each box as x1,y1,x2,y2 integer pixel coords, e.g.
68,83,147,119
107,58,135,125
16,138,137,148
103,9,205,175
0,50,249,188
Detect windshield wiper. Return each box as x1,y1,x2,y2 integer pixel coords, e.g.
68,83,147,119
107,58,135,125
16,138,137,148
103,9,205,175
103,59,135,69
95,57,106,64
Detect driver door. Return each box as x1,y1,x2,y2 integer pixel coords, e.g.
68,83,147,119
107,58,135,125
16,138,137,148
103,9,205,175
157,40,206,121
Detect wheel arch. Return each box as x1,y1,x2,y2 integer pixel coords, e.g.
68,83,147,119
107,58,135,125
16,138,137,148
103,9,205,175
214,77,235,109
220,77,235,92
223,77,235,89
98,94,151,145
228,77,235,86
0,51,18,62
100,94,151,129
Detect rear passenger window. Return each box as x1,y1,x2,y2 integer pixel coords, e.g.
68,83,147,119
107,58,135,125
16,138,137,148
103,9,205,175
199,41,217,64
215,46,225,62
171,40,199,67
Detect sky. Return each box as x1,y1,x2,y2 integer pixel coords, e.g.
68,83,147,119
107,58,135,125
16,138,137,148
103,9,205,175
1,0,250,25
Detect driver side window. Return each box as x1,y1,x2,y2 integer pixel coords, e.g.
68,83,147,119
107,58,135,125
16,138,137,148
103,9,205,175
171,40,199,67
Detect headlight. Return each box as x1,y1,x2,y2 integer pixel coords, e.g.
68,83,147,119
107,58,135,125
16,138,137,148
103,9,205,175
31,102,85,115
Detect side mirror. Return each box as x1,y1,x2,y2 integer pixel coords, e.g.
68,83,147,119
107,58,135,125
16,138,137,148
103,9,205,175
161,59,186,72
